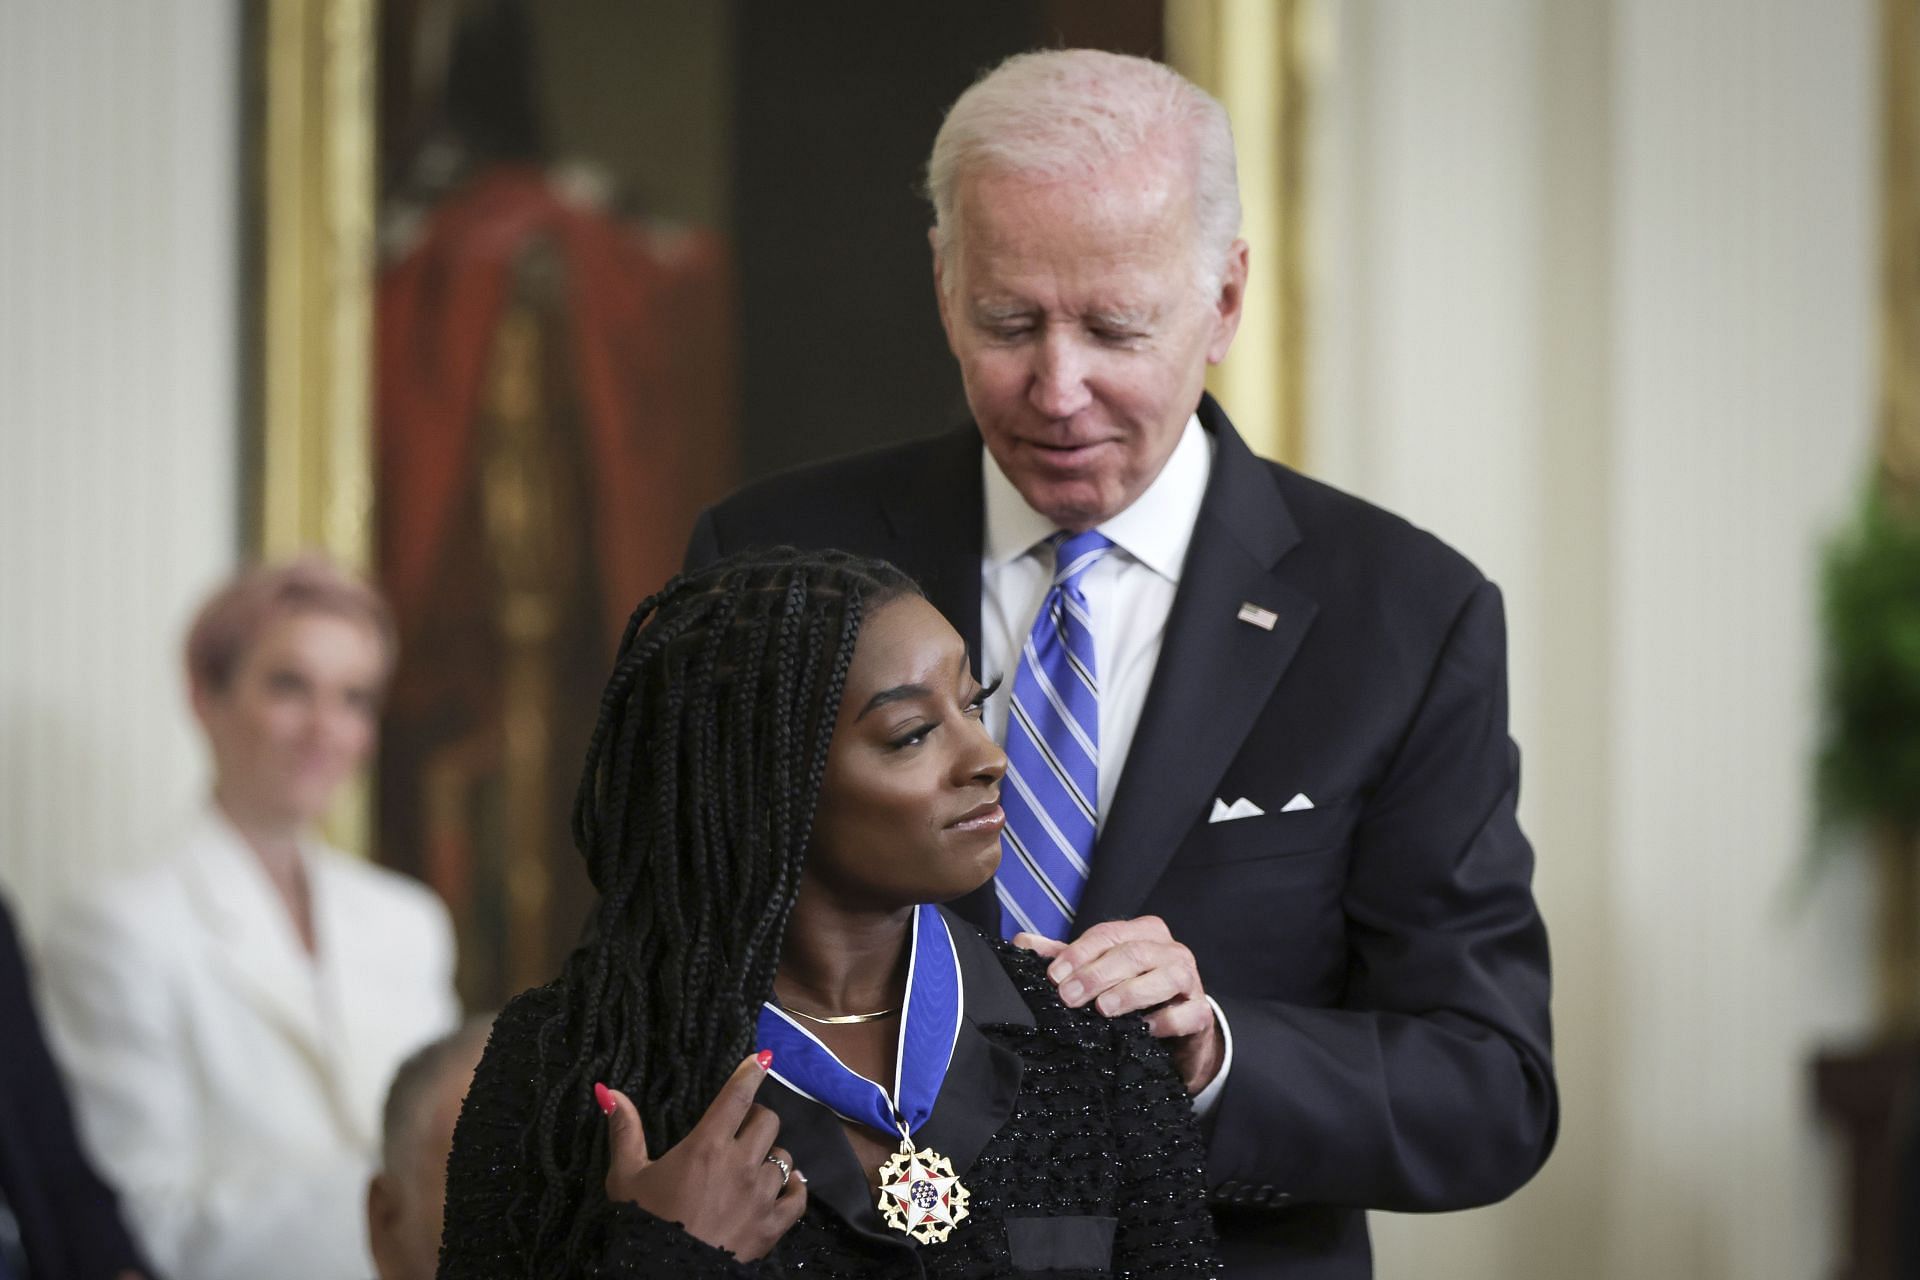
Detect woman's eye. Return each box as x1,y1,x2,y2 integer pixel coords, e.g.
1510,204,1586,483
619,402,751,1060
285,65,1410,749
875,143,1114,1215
967,677,1004,715
890,723,936,749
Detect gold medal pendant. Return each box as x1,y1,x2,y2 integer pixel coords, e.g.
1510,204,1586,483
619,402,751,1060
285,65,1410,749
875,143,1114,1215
876,1139,970,1243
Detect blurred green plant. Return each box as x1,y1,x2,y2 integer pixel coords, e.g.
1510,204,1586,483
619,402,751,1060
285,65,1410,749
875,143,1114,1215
1816,485,1920,835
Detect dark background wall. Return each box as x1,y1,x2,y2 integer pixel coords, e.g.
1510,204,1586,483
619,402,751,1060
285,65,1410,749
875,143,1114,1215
732,2,1163,481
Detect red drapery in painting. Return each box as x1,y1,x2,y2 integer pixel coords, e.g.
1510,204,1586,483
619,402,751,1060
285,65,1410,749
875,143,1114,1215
374,163,732,1001
377,163,730,640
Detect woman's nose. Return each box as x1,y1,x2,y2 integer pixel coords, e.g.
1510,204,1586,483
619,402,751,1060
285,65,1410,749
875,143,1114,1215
967,722,1008,784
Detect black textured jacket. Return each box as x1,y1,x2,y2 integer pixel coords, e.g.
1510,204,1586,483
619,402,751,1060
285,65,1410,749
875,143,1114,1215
439,911,1220,1277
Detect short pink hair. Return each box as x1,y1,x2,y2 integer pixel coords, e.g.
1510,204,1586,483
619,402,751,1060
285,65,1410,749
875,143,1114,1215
185,556,397,694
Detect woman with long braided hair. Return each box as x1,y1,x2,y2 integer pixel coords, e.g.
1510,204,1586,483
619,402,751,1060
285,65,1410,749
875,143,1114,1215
438,548,1219,1277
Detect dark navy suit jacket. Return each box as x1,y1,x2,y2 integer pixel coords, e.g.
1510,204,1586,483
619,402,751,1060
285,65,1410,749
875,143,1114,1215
0,893,156,1280
686,396,1558,1277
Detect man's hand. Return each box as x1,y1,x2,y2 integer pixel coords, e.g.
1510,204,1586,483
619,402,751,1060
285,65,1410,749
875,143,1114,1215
1014,915,1224,1096
598,1053,807,1260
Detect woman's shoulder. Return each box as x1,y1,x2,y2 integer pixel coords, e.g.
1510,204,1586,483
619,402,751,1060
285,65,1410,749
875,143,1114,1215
453,982,572,1149
485,981,570,1057
981,937,1130,1051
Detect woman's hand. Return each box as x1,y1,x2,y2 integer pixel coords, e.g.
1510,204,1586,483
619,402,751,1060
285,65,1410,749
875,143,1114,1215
598,1052,807,1260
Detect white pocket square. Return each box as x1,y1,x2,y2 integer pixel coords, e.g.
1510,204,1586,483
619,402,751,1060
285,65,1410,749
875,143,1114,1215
1209,796,1266,823
1281,793,1315,813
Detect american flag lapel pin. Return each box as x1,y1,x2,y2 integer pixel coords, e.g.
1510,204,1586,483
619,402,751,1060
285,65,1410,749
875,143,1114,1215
1236,602,1278,631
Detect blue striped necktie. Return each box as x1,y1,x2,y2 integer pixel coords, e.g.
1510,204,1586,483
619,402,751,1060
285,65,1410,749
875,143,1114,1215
997,530,1112,940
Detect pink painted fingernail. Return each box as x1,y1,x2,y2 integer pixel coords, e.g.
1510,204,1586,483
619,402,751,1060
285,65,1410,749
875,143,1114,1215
755,1049,774,1071
593,1082,615,1116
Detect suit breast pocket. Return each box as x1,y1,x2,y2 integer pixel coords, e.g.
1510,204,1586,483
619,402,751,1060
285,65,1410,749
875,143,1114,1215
1181,798,1356,868
1004,1215,1117,1273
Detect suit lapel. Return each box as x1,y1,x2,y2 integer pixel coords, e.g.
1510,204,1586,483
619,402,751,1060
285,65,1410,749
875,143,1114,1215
308,857,404,1149
1074,399,1318,930
182,815,335,1077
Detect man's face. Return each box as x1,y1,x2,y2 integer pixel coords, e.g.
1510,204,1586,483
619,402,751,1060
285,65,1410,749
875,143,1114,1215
934,150,1246,531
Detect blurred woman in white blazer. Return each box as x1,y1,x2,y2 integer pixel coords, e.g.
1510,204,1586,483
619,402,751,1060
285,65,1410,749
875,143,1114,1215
37,557,460,1280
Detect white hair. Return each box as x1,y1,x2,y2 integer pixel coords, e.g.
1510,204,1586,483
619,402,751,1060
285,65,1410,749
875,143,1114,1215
925,49,1241,292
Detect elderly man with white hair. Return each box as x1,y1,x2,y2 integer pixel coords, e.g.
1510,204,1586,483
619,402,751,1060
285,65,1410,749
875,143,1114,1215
689,47,1557,1277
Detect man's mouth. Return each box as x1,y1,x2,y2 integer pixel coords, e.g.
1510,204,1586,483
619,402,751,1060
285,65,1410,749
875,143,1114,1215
1023,438,1116,464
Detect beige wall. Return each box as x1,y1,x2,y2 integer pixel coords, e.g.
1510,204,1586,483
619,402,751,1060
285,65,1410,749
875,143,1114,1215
0,0,240,937
1311,0,1876,1275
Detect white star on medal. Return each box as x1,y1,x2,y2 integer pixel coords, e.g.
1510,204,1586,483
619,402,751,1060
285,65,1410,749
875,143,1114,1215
876,1142,970,1244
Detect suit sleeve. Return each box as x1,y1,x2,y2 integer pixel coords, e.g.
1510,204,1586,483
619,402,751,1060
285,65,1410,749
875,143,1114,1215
1203,581,1557,1212
36,898,372,1280
0,897,159,1280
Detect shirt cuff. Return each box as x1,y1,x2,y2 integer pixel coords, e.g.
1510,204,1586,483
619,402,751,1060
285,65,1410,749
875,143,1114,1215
1189,995,1233,1119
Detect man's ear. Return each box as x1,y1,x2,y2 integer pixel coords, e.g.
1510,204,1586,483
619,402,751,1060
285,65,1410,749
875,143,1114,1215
930,228,959,352
187,678,216,733
1206,239,1251,365
367,1173,403,1279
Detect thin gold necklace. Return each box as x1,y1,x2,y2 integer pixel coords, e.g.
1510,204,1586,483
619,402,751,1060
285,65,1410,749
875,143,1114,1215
781,1004,900,1026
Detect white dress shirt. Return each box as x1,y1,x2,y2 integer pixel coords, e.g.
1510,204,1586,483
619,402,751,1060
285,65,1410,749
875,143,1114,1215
980,415,1212,824
978,414,1234,1115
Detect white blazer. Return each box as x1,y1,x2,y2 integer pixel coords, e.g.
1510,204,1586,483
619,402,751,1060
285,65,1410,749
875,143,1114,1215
36,806,460,1280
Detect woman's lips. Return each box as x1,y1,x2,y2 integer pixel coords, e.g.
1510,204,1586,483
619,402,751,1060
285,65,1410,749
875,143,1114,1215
948,802,1006,834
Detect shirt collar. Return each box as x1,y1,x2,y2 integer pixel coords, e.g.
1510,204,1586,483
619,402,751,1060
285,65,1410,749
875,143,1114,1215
981,413,1212,583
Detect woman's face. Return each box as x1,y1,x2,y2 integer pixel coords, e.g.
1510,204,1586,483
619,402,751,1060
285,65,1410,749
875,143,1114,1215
805,594,1008,912
194,609,385,829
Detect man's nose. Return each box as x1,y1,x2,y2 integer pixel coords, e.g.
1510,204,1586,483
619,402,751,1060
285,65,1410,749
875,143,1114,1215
1027,334,1091,419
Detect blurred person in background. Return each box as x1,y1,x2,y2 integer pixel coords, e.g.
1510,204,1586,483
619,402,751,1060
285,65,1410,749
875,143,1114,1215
36,558,461,1280
367,1020,488,1280
0,890,156,1280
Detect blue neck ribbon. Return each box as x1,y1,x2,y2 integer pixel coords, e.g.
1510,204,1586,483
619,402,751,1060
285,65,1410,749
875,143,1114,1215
756,903,964,1142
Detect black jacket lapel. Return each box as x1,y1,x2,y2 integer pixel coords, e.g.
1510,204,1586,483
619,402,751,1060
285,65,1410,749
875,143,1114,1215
1074,397,1318,930
914,910,1030,1173
754,911,1030,1246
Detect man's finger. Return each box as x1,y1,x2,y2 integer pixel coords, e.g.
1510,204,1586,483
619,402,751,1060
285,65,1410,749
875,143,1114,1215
1058,939,1186,1007
1085,964,1188,1017
1011,931,1067,957
1045,915,1171,983
1142,996,1215,1042
598,1083,651,1173
693,1051,774,1141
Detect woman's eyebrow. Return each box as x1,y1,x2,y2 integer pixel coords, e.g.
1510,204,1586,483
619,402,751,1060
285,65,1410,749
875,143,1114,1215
854,683,932,721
